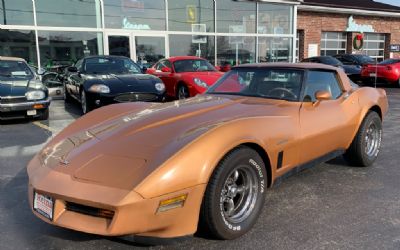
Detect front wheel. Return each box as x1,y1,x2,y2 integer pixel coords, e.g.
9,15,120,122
177,84,190,100
80,90,92,115
199,146,267,239
344,111,382,167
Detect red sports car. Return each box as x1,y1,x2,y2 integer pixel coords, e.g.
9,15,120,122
361,59,400,87
146,56,224,99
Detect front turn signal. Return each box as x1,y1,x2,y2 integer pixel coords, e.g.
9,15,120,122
157,194,187,213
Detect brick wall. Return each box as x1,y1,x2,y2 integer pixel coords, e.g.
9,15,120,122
297,11,400,59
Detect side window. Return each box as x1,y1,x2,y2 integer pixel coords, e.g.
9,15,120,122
303,71,342,102
155,60,171,71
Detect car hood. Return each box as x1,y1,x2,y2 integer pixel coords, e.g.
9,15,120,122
83,73,161,92
0,79,42,97
181,71,224,86
38,95,291,192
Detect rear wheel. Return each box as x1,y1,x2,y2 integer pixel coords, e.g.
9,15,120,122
344,111,382,167
177,84,190,100
199,146,267,239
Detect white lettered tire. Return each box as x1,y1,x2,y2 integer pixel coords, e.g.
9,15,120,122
199,146,267,239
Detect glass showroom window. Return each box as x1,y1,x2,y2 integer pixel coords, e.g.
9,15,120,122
0,0,34,25
0,29,38,66
38,31,103,69
258,3,293,35
136,37,165,67
258,37,292,63
168,0,214,32
320,32,347,56
216,0,256,34
169,35,215,64
363,33,385,62
35,0,101,28
217,36,255,67
104,0,165,30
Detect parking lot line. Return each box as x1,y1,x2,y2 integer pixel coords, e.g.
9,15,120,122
32,121,57,133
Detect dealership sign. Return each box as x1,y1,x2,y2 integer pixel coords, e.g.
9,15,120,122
346,16,375,33
390,44,400,52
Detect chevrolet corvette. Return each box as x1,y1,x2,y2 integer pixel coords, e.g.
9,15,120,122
28,63,388,240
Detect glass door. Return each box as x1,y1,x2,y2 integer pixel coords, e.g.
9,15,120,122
105,34,132,59
134,36,166,68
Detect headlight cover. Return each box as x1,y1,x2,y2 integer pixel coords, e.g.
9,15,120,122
88,84,110,93
155,82,166,92
194,78,208,88
26,90,45,100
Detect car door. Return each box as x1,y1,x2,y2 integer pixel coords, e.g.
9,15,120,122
153,60,175,97
68,59,84,98
298,70,360,164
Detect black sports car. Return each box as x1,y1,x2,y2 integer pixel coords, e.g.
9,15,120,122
0,57,50,120
301,56,362,82
64,56,166,114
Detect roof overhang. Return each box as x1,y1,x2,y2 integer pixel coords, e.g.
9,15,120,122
298,5,400,18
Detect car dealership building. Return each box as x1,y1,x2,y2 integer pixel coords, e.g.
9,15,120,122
0,0,400,69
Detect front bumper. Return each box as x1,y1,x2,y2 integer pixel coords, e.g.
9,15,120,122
27,155,205,238
87,92,165,107
0,98,51,119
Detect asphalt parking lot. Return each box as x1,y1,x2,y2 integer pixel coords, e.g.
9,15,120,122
1,87,400,250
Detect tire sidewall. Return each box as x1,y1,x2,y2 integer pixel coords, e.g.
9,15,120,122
359,112,382,165
210,148,267,239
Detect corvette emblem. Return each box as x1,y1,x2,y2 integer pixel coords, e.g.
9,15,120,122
59,158,69,165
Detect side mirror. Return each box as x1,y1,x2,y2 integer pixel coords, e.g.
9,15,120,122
68,66,78,73
141,66,147,74
37,68,46,75
315,90,332,102
161,66,171,73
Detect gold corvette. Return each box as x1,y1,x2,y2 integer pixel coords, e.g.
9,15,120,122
28,63,388,240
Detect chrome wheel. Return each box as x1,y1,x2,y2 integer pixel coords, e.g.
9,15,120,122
178,85,189,99
81,91,87,114
365,122,381,158
220,166,259,224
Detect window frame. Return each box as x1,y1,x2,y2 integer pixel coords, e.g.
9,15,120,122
301,69,344,102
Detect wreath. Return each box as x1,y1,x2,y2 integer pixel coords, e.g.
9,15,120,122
353,34,364,50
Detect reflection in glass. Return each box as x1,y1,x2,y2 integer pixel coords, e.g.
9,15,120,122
169,35,215,64
168,0,214,32
0,30,37,66
258,37,292,62
135,37,165,67
108,36,130,58
217,0,255,34
217,36,255,66
258,3,292,34
0,0,34,25
38,31,103,69
104,0,165,30
36,0,101,28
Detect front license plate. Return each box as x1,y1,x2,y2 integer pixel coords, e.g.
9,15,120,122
370,73,377,77
27,110,37,116
33,192,54,220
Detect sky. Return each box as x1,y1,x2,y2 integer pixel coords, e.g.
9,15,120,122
374,0,400,6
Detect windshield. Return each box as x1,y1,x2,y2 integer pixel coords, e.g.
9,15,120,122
174,59,216,73
84,57,142,75
320,57,343,66
208,68,304,102
0,60,34,81
355,55,375,64
379,59,400,65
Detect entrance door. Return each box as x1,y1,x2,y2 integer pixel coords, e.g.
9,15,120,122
105,33,166,67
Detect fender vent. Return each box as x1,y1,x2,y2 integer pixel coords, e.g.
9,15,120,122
277,151,284,169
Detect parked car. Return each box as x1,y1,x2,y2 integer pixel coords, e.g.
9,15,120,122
0,56,50,120
64,55,166,114
28,63,387,240
361,59,400,87
301,56,361,82
146,56,223,99
333,54,376,82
